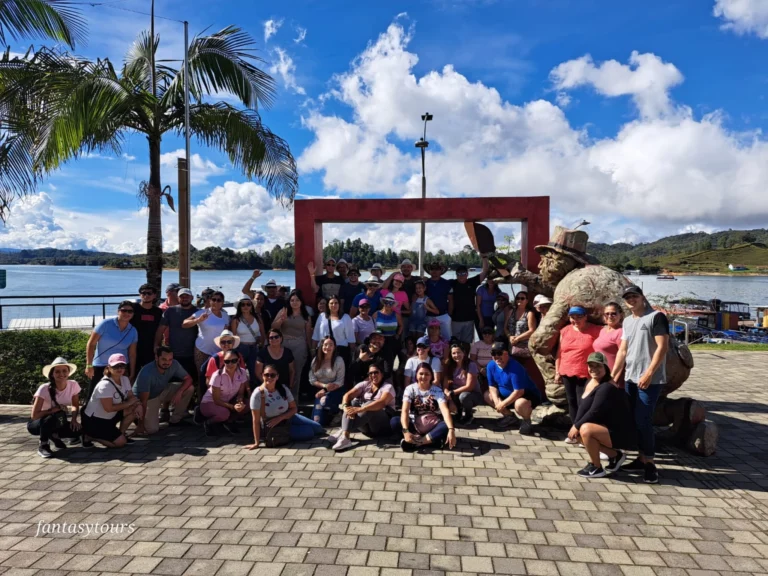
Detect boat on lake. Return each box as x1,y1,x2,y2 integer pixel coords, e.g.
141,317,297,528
656,274,677,280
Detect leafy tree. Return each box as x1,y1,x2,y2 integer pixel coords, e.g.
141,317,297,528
0,21,297,289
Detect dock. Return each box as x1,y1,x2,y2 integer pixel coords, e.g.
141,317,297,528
7,315,115,330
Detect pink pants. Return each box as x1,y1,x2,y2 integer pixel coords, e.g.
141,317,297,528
200,401,231,423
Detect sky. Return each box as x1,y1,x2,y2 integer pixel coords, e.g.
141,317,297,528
2,0,768,255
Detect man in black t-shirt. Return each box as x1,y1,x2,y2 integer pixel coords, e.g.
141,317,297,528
131,283,164,373
340,266,365,315
308,258,344,300
155,288,198,387
448,258,489,344
349,331,393,385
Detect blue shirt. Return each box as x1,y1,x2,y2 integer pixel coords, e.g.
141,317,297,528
352,291,381,313
486,358,539,399
425,278,452,315
133,360,189,399
93,318,138,367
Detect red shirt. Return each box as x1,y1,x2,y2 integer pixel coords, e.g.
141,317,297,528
558,323,602,378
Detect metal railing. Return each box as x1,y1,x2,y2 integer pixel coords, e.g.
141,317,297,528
0,294,138,331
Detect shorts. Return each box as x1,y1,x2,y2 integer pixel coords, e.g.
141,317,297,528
522,389,542,409
82,413,122,443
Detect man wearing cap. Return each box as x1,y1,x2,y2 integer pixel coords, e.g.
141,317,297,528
350,277,382,318
424,262,453,340
336,259,350,283
340,265,365,316
486,341,540,435
155,288,199,394
611,285,669,484
369,263,384,283
133,345,194,435
308,258,344,301
242,270,286,321
160,283,181,311
131,284,164,373
448,258,489,344
349,331,393,384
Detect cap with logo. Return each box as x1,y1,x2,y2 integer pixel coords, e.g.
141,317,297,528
178,288,193,297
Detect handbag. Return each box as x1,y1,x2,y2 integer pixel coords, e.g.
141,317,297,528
264,418,291,447
48,386,69,428
510,345,531,358
413,412,441,435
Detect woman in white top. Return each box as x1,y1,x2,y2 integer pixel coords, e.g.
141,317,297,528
82,354,141,449
183,290,230,381
231,295,264,389
399,362,456,452
309,336,346,425
28,357,83,458
403,336,442,387
311,295,355,368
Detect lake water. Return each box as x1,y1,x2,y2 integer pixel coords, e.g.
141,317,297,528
0,265,766,327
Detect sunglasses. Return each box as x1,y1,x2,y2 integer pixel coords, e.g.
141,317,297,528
220,339,234,345
224,359,239,365
490,351,504,357
140,291,155,296
457,272,468,276
210,298,223,303
368,370,381,376
111,363,127,369
263,373,278,379
604,312,619,317
325,263,336,267
119,308,134,314
268,335,281,340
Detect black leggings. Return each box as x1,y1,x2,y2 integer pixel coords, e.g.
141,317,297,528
562,375,588,423
27,414,78,443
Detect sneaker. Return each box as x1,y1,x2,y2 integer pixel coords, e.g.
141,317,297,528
564,437,579,445
192,406,204,425
326,430,341,446
203,420,216,437
159,410,171,423
519,420,533,436
50,436,67,450
577,463,607,478
222,422,240,435
643,462,659,484
462,413,475,426
68,436,81,446
604,450,626,474
38,444,54,458
600,452,610,461
497,415,518,429
82,436,94,448
622,456,645,471
400,439,420,453
332,436,354,452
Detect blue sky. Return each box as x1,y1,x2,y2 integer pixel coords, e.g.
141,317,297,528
2,0,768,254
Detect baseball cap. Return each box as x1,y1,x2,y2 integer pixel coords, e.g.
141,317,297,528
491,341,508,353
427,319,441,328
622,285,644,298
165,282,181,293
587,352,610,367
400,259,413,267
393,273,405,282
358,298,370,307
568,306,587,316
178,288,193,297
108,353,128,366
481,326,494,335
416,336,431,348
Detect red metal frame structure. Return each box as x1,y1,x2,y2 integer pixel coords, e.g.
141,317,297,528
294,196,550,304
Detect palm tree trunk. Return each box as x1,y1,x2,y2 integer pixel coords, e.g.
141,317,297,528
146,135,163,290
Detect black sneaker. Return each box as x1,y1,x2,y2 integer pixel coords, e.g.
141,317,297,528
462,412,474,426
222,422,240,435
621,456,645,471
519,420,534,436
50,436,67,450
643,462,659,484
38,444,54,458
203,420,216,437
82,436,94,448
68,436,82,446
577,463,607,478
193,406,204,425
159,410,171,423
400,439,419,453
605,450,626,474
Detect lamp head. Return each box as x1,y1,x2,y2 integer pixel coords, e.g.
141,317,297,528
421,113,433,122
415,138,429,149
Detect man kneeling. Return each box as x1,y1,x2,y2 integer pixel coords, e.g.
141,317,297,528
133,346,194,435
486,341,541,435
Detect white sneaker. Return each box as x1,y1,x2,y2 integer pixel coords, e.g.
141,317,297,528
564,437,579,445
332,436,354,451
326,430,341,445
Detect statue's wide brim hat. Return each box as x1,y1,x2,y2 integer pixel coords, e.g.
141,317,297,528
535,226,599,266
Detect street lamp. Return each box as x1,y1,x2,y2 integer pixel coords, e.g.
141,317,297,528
416,113,433,277
573,219,590,230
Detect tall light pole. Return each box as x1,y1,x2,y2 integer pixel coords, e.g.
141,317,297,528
415,112,433,277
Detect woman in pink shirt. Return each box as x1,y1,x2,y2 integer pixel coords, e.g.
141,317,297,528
199,350,248,436
556,306,602,444
28,357,83,458
593,302,624,378
381,273,411,315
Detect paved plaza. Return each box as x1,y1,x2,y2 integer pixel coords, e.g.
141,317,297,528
0,350,767,576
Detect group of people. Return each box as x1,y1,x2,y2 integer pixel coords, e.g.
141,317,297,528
27,260,670,483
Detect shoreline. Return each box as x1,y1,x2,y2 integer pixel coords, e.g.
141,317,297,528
668,272,768,277
100,267,294,272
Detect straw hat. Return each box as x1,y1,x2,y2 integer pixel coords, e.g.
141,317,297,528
535,226,599,265
42,357,77,379
214,330,241,349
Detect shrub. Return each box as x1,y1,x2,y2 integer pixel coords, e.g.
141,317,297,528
0,330,90,405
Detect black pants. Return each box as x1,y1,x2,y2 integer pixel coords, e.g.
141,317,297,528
562,375,588,423
27,415,78,443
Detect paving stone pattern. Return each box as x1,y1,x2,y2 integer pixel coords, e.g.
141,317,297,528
1,350,767,576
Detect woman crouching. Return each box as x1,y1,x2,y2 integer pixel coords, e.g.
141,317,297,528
199,350,248,436
395,362,456,452
29,357,83,458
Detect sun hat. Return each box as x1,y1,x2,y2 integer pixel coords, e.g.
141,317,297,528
364,276,382,285
416,336,431,348
108,353,128,367
428,261,447,273
587,352,610,370
393,273,405,282
381,294,396,305
178,288,193,297
165,282,181,293
535,225,599,266
533,294,553,306
427,319,441,328
238,295,253,303
262,279,278,290
370,263,383,272
568,306,587,316
622,285,644,298
214,329,241,349
42,357,77,379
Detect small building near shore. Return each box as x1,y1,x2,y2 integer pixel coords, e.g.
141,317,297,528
728,264,748,271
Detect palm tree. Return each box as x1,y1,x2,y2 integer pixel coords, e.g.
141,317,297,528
0,0,85,48
0,25,297,289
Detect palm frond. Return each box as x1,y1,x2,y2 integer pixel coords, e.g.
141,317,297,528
162,25,275,110
186,102,297,203
0,0,86,48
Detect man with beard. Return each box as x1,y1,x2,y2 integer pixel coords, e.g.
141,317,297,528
349,331,393,385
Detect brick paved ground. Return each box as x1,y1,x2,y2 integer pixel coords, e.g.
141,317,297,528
1,350,767,576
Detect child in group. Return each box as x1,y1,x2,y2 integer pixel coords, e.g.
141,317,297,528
426,319,449,359
408,280,439,341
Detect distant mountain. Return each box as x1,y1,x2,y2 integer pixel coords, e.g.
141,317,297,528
0,248,21,253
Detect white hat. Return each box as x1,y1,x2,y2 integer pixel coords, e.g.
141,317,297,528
364,276,382,285
262,279,278,289
42,357,77,379
400,259,413,266
533,294,553,306
214,329,241,349
370,263,383,271
337,258,348,265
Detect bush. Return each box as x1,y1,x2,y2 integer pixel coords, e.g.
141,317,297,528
0,330,90,405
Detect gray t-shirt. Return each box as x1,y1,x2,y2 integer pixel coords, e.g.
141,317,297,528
621,309,669,385
160,305,199,357
132,360,188,399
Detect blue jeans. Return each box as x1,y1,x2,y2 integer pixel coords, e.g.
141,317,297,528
389,416,449,444
312,387,344,425
290,414,324,441
625,381,662,459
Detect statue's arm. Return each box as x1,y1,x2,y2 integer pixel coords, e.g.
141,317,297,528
506,262,555,298
530,297,569,354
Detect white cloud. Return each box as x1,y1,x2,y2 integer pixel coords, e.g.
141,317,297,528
159,149,227,185
549,51,684,118
269,48,305,95
714,0,768,38
122,153,136,161
264,19,283,43
294,26,307,44
555,92,571,108
297,21,768,238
